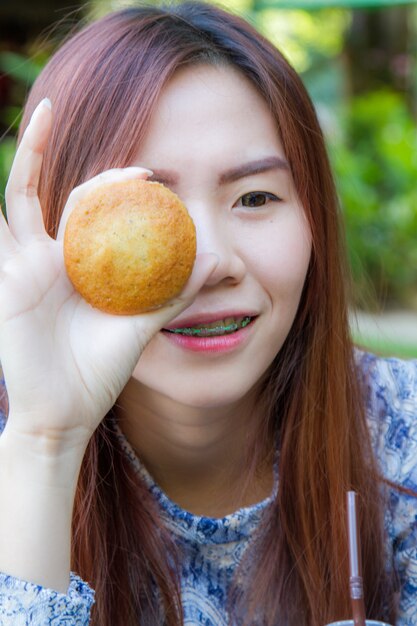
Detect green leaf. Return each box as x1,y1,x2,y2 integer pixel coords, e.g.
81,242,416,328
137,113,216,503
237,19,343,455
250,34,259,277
0,137,16,217
0,51,43,86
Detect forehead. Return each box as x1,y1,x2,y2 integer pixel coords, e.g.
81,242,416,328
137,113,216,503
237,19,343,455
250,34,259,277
136,63,285,167
152,63,271,118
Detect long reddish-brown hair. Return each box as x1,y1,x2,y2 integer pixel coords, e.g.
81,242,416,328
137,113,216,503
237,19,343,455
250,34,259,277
16,2,397,624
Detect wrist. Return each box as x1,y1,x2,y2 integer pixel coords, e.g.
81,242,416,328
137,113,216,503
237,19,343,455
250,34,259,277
0,423,88,489
1,412,91,456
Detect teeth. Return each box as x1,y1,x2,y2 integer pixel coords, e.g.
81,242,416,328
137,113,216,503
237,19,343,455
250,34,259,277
167,316,252,337
191,316,241,330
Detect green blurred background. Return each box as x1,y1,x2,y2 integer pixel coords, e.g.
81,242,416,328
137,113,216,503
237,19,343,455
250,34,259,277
0,0,416,357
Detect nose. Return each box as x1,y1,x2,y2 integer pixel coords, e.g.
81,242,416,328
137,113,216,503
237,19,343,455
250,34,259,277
188,203,246,287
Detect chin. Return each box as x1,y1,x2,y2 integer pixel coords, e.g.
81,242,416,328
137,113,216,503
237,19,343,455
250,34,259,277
170,386,249,409
171,389,247,410
132,367,256,410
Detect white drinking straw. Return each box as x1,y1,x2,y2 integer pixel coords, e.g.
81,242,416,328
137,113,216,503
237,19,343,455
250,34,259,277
347,491,366,626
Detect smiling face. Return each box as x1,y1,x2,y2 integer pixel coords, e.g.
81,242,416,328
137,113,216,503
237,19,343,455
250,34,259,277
131,63,312,410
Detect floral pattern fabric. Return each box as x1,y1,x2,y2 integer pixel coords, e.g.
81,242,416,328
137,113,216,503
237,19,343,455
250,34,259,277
0,351,416,625
0,573,94,626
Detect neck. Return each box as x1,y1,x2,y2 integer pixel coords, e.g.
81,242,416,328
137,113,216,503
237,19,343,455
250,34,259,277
115,378,274,517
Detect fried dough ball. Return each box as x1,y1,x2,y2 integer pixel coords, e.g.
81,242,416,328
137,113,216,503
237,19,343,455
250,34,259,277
63,179,196,314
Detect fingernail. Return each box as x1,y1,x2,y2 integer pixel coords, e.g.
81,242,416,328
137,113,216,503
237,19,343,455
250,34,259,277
126,166,153,176
29,98,52,125
138,167,153,176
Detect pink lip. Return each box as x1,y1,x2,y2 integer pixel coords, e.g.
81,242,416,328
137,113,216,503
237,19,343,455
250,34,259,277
161,316,257,353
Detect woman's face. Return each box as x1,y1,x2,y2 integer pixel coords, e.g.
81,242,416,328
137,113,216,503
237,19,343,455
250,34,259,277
131,64,312,409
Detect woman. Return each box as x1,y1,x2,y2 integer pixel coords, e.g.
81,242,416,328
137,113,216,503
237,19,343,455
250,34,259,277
0,2,416,625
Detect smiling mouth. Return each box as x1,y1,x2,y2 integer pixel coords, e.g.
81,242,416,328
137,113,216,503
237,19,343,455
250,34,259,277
164,316,254,337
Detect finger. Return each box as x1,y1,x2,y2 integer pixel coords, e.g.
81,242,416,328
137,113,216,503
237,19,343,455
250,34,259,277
171,253,220,304
56,167,153,240
5,99,52,243
137,253,220,336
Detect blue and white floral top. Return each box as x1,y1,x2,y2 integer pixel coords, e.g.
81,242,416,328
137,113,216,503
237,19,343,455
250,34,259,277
0,351,416,625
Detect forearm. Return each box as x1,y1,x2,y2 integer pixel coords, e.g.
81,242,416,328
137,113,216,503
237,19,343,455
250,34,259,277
0,422,86,593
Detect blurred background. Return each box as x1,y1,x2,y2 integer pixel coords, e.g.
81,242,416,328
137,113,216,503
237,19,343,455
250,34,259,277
0,0,416,357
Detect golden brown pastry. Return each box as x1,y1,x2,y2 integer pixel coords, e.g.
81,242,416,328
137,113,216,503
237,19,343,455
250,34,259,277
63,179,196,314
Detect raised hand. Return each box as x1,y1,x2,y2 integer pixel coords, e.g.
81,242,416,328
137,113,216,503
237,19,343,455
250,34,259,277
0,99,217,452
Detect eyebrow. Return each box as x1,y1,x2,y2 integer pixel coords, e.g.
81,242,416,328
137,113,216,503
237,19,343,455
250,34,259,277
148,156,290,188
218,156,290,185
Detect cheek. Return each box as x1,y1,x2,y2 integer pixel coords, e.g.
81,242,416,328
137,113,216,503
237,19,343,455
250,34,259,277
243,213,312,297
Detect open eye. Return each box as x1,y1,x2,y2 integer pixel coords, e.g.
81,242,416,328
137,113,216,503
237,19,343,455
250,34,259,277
237,191,281,208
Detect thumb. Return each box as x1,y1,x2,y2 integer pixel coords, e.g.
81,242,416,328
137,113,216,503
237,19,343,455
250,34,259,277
175,253,220,303
134,253,219,339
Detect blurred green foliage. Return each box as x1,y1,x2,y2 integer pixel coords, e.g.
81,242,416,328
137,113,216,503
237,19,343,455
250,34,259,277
0,51,43,87
255,8,350,72
0,49,46,216
0,138,15,214
329,91,417,309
